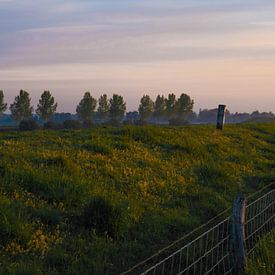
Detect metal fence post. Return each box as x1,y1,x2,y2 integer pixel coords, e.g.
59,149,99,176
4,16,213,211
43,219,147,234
232,193,248,274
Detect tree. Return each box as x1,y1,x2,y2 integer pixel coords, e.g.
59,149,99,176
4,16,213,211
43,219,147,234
153,95,166,119
36,91,58,121
10,90,33,122
138,95,154,122
0,90,7,117
109,94,126,123
76,92,97,123
165,93,177,118
177,93,194,118
97,94,109,120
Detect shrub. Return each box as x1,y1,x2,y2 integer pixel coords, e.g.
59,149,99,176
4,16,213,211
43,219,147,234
82,197,124,239
105,119,122,127
122,119,135,125
135,119,148,126
43,121,62,130
63,120,82,129
82,120,94,129
169,118,189,126
19,119,40,131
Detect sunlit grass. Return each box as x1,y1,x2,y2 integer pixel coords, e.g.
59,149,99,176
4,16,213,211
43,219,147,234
0,123,274,274
248,230,275,275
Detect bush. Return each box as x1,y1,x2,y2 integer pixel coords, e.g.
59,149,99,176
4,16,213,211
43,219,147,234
135,119,148,126
82,197,124,239
43,121,62,130
104,119,122,127
82,120,94,129
169,118,189,126
63,120,82,129
19,119,40,131
122,119,135,125
123,119,143,125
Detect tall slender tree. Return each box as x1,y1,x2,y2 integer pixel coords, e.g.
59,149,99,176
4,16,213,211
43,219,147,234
10,90,33,122
177,93,194,118
36,91,58,121
109,94,126,123
97,94,110,120
138,95,154,122
76,92,97,123
165,93,177,118
0,90,7,117
153,95,166,119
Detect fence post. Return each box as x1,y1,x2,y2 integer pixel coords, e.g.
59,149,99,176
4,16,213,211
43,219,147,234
216,104,226,130
232,193,248,274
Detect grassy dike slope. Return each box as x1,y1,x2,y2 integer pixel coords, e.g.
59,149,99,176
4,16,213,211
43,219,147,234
248,230,275,275
0,124,274,274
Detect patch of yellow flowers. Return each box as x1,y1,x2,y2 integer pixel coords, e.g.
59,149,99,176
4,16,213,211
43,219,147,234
4,226,62,257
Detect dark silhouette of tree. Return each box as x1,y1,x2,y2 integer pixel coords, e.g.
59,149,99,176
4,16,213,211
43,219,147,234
97,94,110,120
138,95,154,122
153,95,166,119
10,90,33,122
36,91,58,121
177,93,194,118
0,90,7,117
165,93,177,118
76,92,97,123
109,94,126,123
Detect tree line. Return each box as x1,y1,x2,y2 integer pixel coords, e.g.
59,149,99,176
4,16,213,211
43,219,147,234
1,90,274,129
0,90,194,127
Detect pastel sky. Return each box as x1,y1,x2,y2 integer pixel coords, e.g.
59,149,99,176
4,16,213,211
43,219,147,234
1,0,275,113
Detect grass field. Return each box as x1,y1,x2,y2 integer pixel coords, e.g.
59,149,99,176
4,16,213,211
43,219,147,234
0,124,274,274
248,230,275,275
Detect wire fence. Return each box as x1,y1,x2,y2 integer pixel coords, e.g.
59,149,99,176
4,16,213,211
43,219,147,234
245,189,275,256
125,184,274,275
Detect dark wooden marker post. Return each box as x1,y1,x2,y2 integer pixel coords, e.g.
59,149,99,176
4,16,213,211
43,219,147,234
216,104,226,130
232,193,248,274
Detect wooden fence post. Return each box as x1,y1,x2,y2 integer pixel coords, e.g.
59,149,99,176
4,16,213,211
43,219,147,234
216,104,226,130
232,193,248,274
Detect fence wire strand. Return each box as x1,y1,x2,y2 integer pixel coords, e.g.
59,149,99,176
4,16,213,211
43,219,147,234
126,184,275,275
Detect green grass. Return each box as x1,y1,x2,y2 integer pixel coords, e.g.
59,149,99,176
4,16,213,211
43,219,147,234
0,124,274,274
248,230,275,275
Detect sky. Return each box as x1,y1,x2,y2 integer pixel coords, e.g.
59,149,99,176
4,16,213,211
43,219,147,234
0,0,275,113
